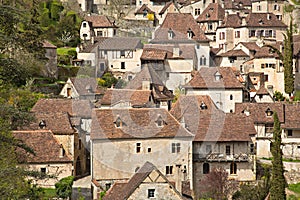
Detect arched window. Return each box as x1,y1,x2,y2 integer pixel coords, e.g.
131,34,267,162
230,162,237,174
203,163,210,174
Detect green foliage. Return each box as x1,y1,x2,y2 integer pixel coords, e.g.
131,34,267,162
55,176,74,199
294,90,300,101
274,91,286,101
50,0,63,21
99,190,106,200
289,182,300,194
98,73,118,88
67,49,77,59
270,112,287,200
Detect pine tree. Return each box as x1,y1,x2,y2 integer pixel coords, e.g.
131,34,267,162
270,112,286,200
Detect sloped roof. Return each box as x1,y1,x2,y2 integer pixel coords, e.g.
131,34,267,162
103,162,184,200
100,89,151,106
256,86,272,95
69,77,102,96
135,4,155,14
159,1,173,15
170,95,254,141
184,67,244,89
245,13,287,28
219,14,242,28
143,44,195,59
31,99,94,118
153,13,209,42
254,42,283,58
196,3,225,22
97,37,143,50
219,49,249,57
223,0,252,9
84,15,116,28
79,37,108,53
141,48,168,60
13,130,72,164
90,108,193,140
42,40,56,49
239,42,261,52
282,103,300,129
235,102,285,123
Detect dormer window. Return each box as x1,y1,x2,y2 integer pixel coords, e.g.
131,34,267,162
259,19,264,25
168,28,174,40
215,71,222,81
206,13,210,19
200,101,208,110
265,108,273,116
114,116,123,128
156,115,164,127
39,120,46,129
187,28,194,39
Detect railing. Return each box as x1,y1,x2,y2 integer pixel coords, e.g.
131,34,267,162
193,153,252,162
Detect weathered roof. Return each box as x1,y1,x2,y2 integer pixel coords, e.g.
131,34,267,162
159,1,173,15
256,86,271,95
235,102,285,123
135,4,155,14
153,13,209,42
223,0,252,9
100,89,151,106
144,43,195,59
282,103,300,129
69,77,102,96
239,42,261,52
196,3,225,22
141,48,168,60
97,37,143,50
90,108,193,140
84,15,116,28
31,99,94,118
219,14,242,28
170,95,254,141
184,67,245,89
13,130,72,164
42,40,56,49
79,37,108,53
245,13,287,28
103,162,184,200
254,42,283,58
219,49,249,57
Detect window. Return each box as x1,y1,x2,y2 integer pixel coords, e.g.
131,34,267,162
41,168,46,177
203,163,210,174
120,50,125,57
148,148,152,153
148,189,155,198
100,63,105,71
265,124,274,133
105,183,111,190
235,31,240,38
83,22,87,28
195,8,201,15
274,4,279,10
156,115,163,127
121,62,125,69
230,162,237,174
257,5,261,11
219,32,225,40
250,143,255,154
128,75,132,81
226,145,231,155
79,139,82,150
97,31,103,36
200,56,206,66
115,117,122,127
288,130,293,137
249,30,255,37
136,143,141,153
166,165,173,174
208,23,213,30
264,74,268,82
172,143,181,153
83,33,88,38
230,94,233,100
206,145,212,153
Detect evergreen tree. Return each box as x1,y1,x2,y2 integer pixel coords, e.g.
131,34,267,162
270,112,286,200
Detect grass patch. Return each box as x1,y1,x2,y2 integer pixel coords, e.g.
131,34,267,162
289,183,300,194
57,47,76,56
41,188,57,199
260,157,300,163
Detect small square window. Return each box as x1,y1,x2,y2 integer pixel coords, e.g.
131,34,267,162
121,62,125,69
148,148,152,153
171,143,181,153
166,165,173,175
288,130,293,137
41,168,46,177
148,189,155,198
136,143,141,153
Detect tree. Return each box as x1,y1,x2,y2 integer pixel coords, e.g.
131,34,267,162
270,111,286,200
55,176,74,199
199,167,238,199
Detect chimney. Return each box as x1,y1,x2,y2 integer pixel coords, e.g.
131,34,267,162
142,79,150,90
59,144,64,158
176,164,182,194
173,47,180,57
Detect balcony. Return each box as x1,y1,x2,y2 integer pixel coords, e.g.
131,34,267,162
193,152,252,162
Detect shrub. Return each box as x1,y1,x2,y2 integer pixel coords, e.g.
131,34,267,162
55,176,74,199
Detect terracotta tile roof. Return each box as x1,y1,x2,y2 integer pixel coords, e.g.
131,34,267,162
103,161,184,200
153,13,209,42
219,14,241,28
235,102,285,123
144,44,195,59
26,112,75,134
90,108,193,140
97,37,143,50
31,99,94,118
256,86,271,95
210,47,223,56
13,130,72,164
100,89,151,106
239,42,261,52
159,1,173,15
84,15,116,28
196,3,225,22
69,77,102,96
170,95,254,141
223,0,252,9
254,42,283,58
282,103,300,129
135,4,155,14
219,49,249,57
245,13,287,28
141,48,168,60
42,40,56,49
80,37,108,53
184,67,245,89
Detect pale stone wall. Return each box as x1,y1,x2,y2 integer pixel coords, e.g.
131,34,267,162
282,130,300,159
254,94,274,103
55,135,75,160
59,79,79,99
77,52,97,67
91,138,192,184
21,163,73,188
128,183,183,200
80,21,92,40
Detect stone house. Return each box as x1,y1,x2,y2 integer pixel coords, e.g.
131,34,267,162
215,49,250,68
170,95,256,199
178,0,214,19
183,67,245,113
134,4,156,21
235,102,285,158
42,40,58,79
251,0,287,21
90,108,194,198
157,1,180,25
252,85,274,103
13,130,73,188
80,15,117,40
101,162,189,200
